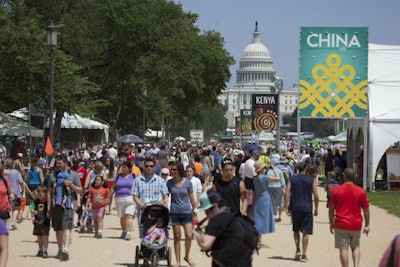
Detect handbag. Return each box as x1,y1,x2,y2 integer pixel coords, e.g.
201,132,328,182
0,210,10,220
246,190,255,205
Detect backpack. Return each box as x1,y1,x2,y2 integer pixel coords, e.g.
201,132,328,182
209,211,259,265
280,165,290,184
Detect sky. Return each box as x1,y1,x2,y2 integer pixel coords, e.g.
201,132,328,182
174,0,400,89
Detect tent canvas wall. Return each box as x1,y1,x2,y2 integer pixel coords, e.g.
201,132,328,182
367,43,400,189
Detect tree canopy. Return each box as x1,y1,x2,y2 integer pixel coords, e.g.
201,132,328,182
0,0,234,142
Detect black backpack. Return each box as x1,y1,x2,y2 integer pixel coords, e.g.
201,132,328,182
210,211,259,266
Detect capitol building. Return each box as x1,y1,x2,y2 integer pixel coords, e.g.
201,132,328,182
218,22,299,129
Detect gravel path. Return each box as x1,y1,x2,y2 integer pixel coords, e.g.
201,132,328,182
7,186,398,267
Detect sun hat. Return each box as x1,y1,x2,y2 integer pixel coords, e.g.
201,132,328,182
194,192,214,213
254,160,266,173
279,156,289,164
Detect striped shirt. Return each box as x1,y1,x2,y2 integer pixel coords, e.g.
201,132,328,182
131,174,169,204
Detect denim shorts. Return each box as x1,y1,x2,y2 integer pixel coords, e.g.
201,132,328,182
170,213,193,225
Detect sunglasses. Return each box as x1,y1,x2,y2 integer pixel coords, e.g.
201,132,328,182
145,165,154,168
171,168,177,171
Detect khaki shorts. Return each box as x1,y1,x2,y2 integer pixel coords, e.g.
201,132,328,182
115,196,136,217
334,228,361,250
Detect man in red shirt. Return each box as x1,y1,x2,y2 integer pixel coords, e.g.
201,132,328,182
328,168,370,267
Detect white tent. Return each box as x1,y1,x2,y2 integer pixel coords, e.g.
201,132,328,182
327,131,347,142
368,43,400,187
10,109,109,144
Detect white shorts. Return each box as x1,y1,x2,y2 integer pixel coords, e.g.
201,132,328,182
114,196,136,217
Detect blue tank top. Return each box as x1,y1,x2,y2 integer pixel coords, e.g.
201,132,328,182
288,174,314,212
29,167,41,185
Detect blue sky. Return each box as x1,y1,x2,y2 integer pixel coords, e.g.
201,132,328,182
174,0,400,89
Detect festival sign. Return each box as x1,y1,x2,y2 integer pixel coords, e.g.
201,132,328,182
252,94,278,131
241,109,252,135
299,27,368,118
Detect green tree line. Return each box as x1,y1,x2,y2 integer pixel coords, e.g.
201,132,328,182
0,0,233,142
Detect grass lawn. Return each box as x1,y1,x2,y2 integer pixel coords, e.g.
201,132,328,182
367,190,400,218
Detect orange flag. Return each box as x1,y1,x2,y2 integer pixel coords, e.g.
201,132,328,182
45,136,54,156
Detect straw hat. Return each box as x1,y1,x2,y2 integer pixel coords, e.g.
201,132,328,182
254,160,266,173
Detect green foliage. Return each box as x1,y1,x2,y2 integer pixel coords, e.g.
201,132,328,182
0,0,234,143
367,190,400,218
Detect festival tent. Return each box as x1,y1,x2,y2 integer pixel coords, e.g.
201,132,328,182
0,111,43,137
367,43,400,187
10,109,109,145
327,132,347,143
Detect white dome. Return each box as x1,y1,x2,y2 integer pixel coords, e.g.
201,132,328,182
242,41,270,58
235,22,275,88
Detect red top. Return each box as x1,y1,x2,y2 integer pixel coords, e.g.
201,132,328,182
75,166,88,188
329,183,369,231
0,178,11,211
88,186,109,210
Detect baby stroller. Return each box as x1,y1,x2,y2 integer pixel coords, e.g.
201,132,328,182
134,204,171,267
78,190,93,233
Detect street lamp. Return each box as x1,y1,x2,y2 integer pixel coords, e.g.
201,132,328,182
142,86,147,141
47,21,57,144
273,76,283,152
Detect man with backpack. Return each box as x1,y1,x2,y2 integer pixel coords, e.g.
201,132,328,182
193,190,258,267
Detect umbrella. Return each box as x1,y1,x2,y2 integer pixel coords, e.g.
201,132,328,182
117,134,144,144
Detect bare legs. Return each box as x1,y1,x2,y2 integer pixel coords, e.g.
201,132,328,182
339,247,360,267
293,231,309,256
172,223,195,267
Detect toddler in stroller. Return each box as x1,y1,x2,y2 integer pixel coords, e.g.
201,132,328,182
77,190,93,233
135,204,171,267
144,217,166,247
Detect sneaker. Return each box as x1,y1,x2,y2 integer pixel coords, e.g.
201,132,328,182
97,231,103,239
295,249,301,261
301,255,308,262
120,231,127,239
36,250,43,257
42,252,48,258
60,248,69,261
125,232,131,241
11,222,17,230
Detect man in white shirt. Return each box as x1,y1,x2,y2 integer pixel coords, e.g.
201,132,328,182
241,150,260,219
107,143,118,160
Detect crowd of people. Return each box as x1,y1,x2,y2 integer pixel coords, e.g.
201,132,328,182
0,139,375,266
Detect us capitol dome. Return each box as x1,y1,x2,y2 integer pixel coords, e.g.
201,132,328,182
218,22,298,130
235,21,275,88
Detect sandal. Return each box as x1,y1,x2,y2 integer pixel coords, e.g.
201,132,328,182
16,218,23,223
184,257,195,267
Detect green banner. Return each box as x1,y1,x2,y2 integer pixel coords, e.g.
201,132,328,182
240,109,252,135
299,27,368,118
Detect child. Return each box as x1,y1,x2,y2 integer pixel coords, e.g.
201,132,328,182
85,175,109,238
53,172,71,209
80,202,93,233
325,171,339,207
30,185,50,258
144,217,166,247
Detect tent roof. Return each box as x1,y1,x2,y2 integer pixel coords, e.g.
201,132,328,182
327,131,347,142
0,111,43,137
10,108,109,130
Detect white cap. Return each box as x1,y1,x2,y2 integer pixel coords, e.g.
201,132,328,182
161,168,169,175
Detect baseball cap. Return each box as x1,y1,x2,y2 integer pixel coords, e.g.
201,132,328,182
161,168,169,175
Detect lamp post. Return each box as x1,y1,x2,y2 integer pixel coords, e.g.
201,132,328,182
274,76,283,152
142,86,147,141
47,21,57,144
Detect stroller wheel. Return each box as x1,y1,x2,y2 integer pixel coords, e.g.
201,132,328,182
134,245,140,267
167,247,171,267
151,253,159,267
